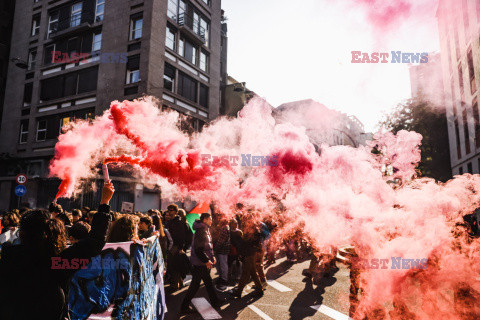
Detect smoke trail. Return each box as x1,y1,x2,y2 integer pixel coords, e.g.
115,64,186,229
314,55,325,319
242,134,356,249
50,97,480,318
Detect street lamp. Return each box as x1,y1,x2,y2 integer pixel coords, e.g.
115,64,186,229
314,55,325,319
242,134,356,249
10,57,28,69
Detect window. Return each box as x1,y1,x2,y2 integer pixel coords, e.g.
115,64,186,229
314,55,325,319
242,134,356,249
19,120,29,144
200,51,208,72
164,63,175,92
459,167,464,175
468,49,476,94
166,25,176,51
32,14,40,36
130,14,143,40
201,0,210,5
193,12,200,35
48,11,59,38
67,37,80,55
59,117,71,134
71,2,83,28
177,71,197,102
179,0,186,16
463,108,471,154
77,67,98,93
452,83,462,159
178,37,184,56
95,0,105,22
40,67,97,101
124,86,138,95
93,32,102,51
199,84,208,108
40,76,64,101
28,49,37,70
458,65,464,99
200,18,209,46
183,39,197,65
126,55,140,84
64,73,78,96
167,0,178,19
44,44,56,65
36,120,47,141
468,162,473,174
23,83,33,106
474,102,480,148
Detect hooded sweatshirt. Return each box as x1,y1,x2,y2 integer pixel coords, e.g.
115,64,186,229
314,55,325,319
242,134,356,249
190,220,214,266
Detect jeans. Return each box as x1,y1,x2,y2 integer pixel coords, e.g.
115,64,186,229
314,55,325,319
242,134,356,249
215,254,229,282
181,265,219,308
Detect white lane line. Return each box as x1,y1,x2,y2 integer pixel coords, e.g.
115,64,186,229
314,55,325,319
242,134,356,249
266,280,292,292
311,304,351,320
248,305,273,320
191,297,222,320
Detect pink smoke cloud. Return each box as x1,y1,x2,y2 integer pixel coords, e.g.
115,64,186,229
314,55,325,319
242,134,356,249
49,96,480,318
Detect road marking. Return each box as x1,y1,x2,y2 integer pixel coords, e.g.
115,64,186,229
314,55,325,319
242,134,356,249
191,297,222,319
184,274,192,285
311,304,351,320
266,280,292,292
248,305,273,320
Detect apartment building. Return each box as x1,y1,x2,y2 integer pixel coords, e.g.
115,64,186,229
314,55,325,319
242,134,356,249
437,0,480,175
0,0,226,210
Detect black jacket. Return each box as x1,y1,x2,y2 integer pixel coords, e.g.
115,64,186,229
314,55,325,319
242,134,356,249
0,204,111,320
239,229,262,257
165,216,190,251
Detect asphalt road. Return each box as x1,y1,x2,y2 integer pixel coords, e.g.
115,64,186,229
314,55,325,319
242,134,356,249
164,257,352,320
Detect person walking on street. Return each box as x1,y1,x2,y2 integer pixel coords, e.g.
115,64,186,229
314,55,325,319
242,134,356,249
181,213,224,314
214,218,230,290
231,220,264,298
165,204,190,291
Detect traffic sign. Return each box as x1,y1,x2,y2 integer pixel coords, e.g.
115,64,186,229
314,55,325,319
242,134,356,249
16,174,27,184
15,185,27,197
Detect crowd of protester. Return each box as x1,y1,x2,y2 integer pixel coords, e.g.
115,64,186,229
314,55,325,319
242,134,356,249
0,185,342,319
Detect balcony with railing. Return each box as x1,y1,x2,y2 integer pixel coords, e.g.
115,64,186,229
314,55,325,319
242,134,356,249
176,12,206,45
48,12,95,39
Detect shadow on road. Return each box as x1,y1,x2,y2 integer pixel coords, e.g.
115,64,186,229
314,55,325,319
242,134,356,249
265,259,294,280
288,266,338,320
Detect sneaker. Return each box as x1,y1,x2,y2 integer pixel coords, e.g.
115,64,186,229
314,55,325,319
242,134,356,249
252,282,267,291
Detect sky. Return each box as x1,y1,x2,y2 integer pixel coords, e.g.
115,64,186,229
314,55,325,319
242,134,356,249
221,0,440,132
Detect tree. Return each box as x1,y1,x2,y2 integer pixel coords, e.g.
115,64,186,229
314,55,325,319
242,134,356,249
379,98,452,182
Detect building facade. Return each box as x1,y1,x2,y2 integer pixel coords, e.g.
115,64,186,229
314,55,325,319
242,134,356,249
409,52,445,107
274,99,369,149
437,0,480,175
0,0,226,211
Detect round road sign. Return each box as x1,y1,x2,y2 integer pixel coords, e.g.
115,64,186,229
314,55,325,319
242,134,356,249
15,185,27,197
16,174,27,184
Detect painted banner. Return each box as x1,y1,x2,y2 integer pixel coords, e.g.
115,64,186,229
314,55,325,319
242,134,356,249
68,236,166,320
